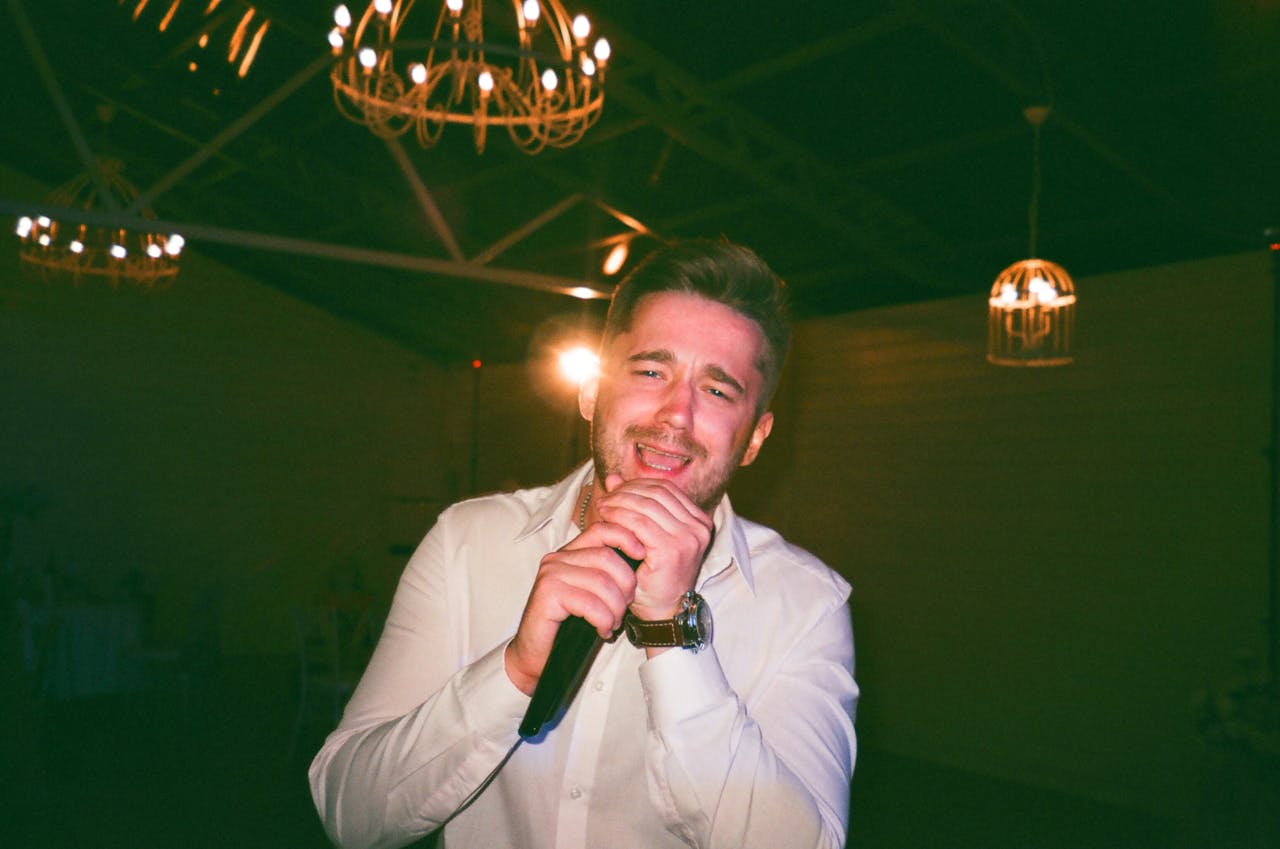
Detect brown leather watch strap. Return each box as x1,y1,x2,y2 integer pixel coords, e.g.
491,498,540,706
623,614,682,647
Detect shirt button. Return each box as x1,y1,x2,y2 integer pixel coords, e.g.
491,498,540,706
593,680,605,692
569,786,583,800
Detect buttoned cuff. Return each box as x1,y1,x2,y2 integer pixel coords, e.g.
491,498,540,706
637,644,731,728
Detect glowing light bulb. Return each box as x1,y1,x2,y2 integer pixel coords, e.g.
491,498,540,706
147,243,163,259
569,286,596,300
36,215,51,228
37,233,51,247
374,0,393,15
410,62,427,84
571,14,590,40
110,244,127,259
522,0,539,24
593,38,610,63
69,239,84,254
581,57,595,76
446,0,462,12
999,283,1018,304
541,68,558,90
558,347,599,386
333,4,352,27
602,242,628,275
15,216,32,237
477,70,494,92
358,46,377,69
166,234,185,255
328,28,345,50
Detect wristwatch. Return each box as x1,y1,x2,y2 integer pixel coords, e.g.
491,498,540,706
623,590,713,653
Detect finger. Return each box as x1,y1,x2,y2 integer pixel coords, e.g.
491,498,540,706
606,477,711,526
598,482,712,536
562,520,647,566
535,551,634,633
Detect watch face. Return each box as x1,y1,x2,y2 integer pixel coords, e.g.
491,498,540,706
680,592,712,651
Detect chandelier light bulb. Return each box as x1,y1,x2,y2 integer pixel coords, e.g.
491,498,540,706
110,244,127,259
69,239,84,254
37,233,52,247
328,0,611,154
16,216,33,237
37,215,51,228
166,234,185,255
146,243,163,259
569,286,596,300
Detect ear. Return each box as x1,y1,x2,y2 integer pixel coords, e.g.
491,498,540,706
739,411,774,467
577,374,599,423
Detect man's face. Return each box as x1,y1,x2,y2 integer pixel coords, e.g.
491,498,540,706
580,292,774,511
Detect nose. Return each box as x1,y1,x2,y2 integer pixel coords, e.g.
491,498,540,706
655,377,694,429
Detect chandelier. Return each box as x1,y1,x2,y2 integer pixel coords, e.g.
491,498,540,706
328,0,611,154
14,159,184,288
987,106,1076,367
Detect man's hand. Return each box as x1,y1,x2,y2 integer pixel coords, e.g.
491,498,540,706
504,519,644,696
595,473,713,621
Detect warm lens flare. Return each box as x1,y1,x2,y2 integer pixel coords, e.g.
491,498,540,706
558,347,599,387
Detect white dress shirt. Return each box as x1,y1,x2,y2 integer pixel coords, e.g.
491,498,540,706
309,463,857,849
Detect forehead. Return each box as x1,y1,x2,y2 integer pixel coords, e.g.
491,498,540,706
608,292,766,380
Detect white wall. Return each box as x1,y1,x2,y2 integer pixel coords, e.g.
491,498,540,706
1,166,455,654
735,250,1272,819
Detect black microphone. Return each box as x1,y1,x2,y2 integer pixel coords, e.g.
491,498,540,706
519,548,642,739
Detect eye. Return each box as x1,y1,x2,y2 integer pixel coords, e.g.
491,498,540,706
705,385,734,401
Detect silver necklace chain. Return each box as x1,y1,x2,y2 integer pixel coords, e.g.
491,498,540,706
577,486,592,531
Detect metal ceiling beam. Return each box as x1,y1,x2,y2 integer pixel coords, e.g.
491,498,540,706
126,51,330,215
0,195,609,299
602,33,954,291
385,137,466,262
9,0,119,212
470,193,583,266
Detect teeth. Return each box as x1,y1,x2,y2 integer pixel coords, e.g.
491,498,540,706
638,444,688,471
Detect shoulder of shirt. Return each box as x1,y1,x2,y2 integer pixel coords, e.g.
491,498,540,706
732,512,852,601
433,480,561,534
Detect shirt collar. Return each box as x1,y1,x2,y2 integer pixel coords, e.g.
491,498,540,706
514,462,757,597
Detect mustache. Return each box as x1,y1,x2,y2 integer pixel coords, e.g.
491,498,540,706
623,425,708,460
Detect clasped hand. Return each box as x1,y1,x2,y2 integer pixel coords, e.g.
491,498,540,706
504,474,712,695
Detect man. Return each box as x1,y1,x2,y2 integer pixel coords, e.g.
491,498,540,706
310,239,857,849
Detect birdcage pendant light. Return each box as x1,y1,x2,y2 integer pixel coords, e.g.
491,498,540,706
328,0,611,154
987,106,1076,367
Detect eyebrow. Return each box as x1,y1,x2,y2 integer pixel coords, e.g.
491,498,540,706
627,349,747,396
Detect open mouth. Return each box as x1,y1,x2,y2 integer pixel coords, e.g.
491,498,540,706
635,443,692,473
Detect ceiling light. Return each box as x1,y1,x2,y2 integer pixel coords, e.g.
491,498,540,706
15,158,182,288
329,0,611,154
988,106,1076,367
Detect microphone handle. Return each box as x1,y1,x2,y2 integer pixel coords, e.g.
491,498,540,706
518,549,642,739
